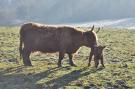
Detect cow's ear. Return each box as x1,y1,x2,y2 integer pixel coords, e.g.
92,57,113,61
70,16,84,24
90,25,94,31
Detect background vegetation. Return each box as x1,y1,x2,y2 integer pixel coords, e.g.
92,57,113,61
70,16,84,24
0,27,135,89
0,0,135,25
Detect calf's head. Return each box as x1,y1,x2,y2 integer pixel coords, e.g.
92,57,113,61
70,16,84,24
93,45,106,68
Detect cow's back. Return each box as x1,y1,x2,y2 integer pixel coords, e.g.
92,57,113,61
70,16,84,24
20,22,78,53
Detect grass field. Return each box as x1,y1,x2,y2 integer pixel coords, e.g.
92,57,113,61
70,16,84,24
0,27,135,89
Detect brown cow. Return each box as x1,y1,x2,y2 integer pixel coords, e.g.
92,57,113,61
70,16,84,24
19,22,104,67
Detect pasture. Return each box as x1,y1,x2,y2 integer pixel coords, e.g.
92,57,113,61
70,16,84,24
0,27,135,89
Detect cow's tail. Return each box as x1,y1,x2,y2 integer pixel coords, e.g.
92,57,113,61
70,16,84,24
19,29,23,60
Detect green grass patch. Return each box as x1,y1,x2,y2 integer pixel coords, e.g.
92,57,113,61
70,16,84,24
0,27,135,89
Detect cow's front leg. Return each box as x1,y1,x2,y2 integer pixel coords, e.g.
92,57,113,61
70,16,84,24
58,51,65,67
68,53,77,67
88,51,93,66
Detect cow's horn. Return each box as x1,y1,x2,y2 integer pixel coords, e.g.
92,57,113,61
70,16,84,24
96,27,100,33
90,25,94,31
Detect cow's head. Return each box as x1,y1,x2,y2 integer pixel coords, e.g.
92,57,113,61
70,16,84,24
84,25,99,47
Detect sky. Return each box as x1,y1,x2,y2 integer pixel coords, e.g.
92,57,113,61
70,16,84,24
0,0,135,26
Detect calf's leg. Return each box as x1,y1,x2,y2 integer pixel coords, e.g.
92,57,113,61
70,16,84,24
100,55,105,67
94,59,99,68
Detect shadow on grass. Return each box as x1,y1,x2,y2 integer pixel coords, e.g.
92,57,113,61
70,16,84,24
0,66,98,89
41,67,97,89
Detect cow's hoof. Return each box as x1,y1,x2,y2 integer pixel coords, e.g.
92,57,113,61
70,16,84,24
57,65,62,68
24,64,32,66
88,63,91,67
71,64,77,67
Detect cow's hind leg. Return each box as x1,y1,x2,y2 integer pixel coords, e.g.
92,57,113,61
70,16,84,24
22,48,32,66
68,53,77,67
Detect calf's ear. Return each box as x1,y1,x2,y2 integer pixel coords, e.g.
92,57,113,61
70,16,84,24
101,46,106,49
